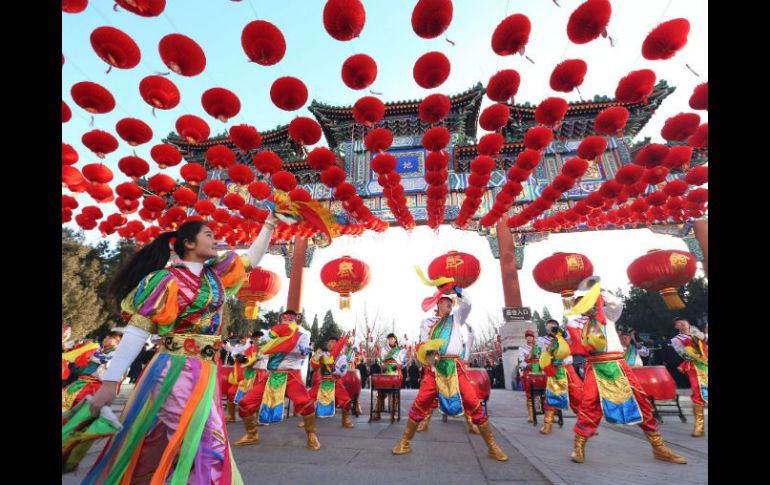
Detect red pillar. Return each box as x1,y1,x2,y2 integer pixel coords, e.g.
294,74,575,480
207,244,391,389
496,221,523,308
692,219,708,279
286,236,308,312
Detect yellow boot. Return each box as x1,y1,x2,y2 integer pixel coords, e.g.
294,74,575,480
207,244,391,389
303,413,321,451
392,418,419,455
477,421,508,461
234,415,260,446
570,434,587,463
526,399,534,423
417,410,433,432
225,402,236,423
342,408,354,428
644,430,687,464
465,414,480,434
691,404,705,437
539,410,554,435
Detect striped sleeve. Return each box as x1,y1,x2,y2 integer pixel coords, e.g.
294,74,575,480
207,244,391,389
120,269,179,336
209,251,247,297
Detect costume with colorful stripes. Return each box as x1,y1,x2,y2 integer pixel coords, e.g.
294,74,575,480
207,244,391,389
82,251,248,485
672,330,708,405
538,333,584,414
61,345,117,412
308,336,352,418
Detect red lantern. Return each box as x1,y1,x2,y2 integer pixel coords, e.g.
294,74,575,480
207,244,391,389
688,124,708,149
202,145,234,171
549,59,587,93
139,75,180,110
229,124,263,153
82,163,113,184
229,164,256,185
341,54,377,90
115,118,153,146
321,256,371,309
567,0,612,44
253,151,283,175
642,19,690,61
90,26,141,70
642,166,670,186
413,51,451,89
661,113,701,142
561,157,589,179
364,128,393,152
172,187,197,208
614,164,644,185
321,166,347,188
535,97,568,127
412,0,453,39
479,103,510,132
634,143,670,168
353,96,385,127
422,126,451,151
533,252,594,298
86,183,114,203
62,101,71,123
237,268,282,319
689,83,708,111
288,117,322,146
203,180,227,199
71,82,115,114
180,163,208,185
117,157,150,183
223,193,246,211
241,20,286,66
427,251,480,288
81,206,104,220
62,143,78,166
159,33,206,76
75,214,98,230
486,69,520,103
270,77,308,111
594,106,629,135
307,147,337,171
115,0,165,17
371,153,397,174
151,144,183,169
418,93,451,124
627,249,696,310
62,1,88,13
194,199,216,216
148,173,176,195
577,136,607,161
323,0,366,41
201,88,241,122
107,213,127,227
685,165,707,186
478,133,505,157
663,146,693,170
81,130,118,159
271,170,297,192
176,115,210,143
491,14,531,56
115,197,140,214
248,181,272,200
615,69,656,103
515,149,542,171
523,127,553,151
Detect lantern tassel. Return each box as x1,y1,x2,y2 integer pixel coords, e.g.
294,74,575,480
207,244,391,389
659,288,686,311
244,303,259,320
339,295,351,310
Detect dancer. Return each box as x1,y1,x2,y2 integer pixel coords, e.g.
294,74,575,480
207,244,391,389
82,216,277,484
61,330,123,412
671,317,708,437
517,329,542,423
308,334,355,428
620,330,649,367
372,333,406,421
224,331,262,423
537,321,583,435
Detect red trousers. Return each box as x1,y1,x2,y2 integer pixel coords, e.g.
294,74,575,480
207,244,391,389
226,382,238,403
544,365,584,414
309,377,352,411
680,362,707,405
574,356,658,438
408,359,488,425
237,369,315,418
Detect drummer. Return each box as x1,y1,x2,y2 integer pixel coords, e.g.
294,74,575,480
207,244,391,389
391,287,508,461
518,329,543,423
372,333,407,421
307,334,355,428
619,330,649,367
671,318,708,437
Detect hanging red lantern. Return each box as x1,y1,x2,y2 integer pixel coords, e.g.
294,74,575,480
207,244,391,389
223,193,246,211
115,118,153,146
634,143,670,168
176,115,210,143
422,126,451,151
321,166,347,188
576,136,607,161
270,76,308,111
147,173,176,195
341,54,377,90
229,124,262,153
663,146,693,170
412,0,453,39
614,163,644,185
106,213,127,227
202,145,234,170
248,181,272,201
364,128,393,152
685,165,707,186
427,251,480,288
353,96,385,127
201,88,241,122
660,113,701,142
81,130,118,159
81,206,103,220
371,153,397,174
86,183,114,203
63,195,79,211
663,179,689,197
71,82,115,114
323,0,366,41
115,197,140,214
418,93,451,124
62,143,78,166
523,126,553,151
82,163,113,184
688,123,708,149
507,166,530,183
479,103,510,132
321,255,371,309
689,82,708,111
62,101,71,123
229,164,256,185
642,166,670,186
75,214,98,230
194,199,216,216
271,170,298,192
288,117,322,146
567,0,612,44
334,182,357,201
550,59,588,93
642,19,690,60
115,182,143,201
561,157,589,179
477,133,505,157
159,33,206,76
535,97,568,127
203,180,227,199
533,252,594,298
646,190,667,206
686,188,708,204
514,149,542,171
594,106,629,135
180,163,208,185
62,1,88,13
615,69,656,103
139,75,180,110
237,267,282,319
289,188,312,203
307,147,337,171
241,20,286,66
413,51,451,89
627,249,696,310
115,0,165,17
90,26,141,70
253,151,283,175
486,69,520,103
491,14,531,56
552,175,575,192
151,143,183,169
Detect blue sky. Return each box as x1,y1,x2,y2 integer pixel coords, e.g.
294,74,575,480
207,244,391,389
62,0,708,339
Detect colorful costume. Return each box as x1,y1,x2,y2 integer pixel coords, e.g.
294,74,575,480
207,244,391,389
235,322,321,450
517,332,542,423
565,282,686,465
82,251,248,485
308,337,354,427
672,328,708,436
372,343,406,421
224,342,258,423
392,291,508,461
537,331,584,434
62,345,117,412
622,341,649,367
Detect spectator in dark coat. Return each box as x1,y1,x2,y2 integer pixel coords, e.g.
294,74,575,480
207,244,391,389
127,343,155,383
357,361,369,389
408,361,420,389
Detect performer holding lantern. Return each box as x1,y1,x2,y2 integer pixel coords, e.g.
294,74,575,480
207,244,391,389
565,276,686,465
671,317,708,437
537,320,584,435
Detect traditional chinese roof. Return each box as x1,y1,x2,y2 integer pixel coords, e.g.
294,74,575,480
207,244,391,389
308,83,486,150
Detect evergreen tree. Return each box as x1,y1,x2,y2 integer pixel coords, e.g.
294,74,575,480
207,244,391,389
62,229,110,339
310,314,320,344
531,310,546,336
319,310,342,348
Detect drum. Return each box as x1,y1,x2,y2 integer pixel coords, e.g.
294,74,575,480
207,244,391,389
371,373,402,389
631,366,677,401
466,368,491,401
526,373,548,390
341,369,362,399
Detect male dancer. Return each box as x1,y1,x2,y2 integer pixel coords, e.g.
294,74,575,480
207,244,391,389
61,330,123,412
537,320,584,435
671,317,708,437
308,335,355,428
224,330,262,423
517,329,542,423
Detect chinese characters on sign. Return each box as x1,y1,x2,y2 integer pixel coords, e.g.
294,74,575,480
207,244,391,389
502,307,531,323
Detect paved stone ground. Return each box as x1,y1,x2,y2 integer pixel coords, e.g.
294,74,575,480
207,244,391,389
63,384,707,484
